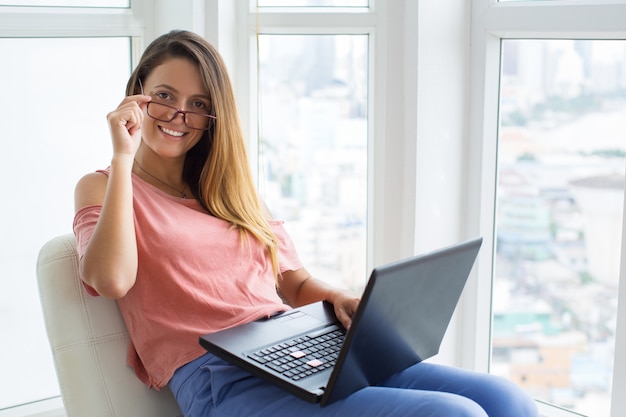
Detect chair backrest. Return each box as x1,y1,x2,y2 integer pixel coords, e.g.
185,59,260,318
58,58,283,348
36,234,183,417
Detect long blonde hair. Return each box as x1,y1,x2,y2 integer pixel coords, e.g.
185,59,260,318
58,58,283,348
126,30,280,276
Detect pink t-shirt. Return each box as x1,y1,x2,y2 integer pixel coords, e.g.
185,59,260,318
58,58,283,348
73,169,303,389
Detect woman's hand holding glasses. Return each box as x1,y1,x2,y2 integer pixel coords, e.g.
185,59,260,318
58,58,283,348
106,93,152,158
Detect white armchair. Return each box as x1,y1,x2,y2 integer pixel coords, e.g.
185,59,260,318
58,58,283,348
36,234,183,417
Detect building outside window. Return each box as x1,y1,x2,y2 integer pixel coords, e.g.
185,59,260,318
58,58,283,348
493,39,625,417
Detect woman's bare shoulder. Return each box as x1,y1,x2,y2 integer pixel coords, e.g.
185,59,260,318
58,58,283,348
74,171,109,212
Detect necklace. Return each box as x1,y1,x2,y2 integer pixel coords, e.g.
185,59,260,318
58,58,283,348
134,159,188,199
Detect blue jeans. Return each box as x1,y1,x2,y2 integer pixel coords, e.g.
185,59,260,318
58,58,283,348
169,353,538,417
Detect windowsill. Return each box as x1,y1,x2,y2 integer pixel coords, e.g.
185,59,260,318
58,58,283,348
0,398,65,417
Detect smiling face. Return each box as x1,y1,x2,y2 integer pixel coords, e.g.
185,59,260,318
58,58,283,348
140,57,210,160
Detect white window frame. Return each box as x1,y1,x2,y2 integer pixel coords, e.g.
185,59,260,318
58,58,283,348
465,1,626,417
0,3,142,37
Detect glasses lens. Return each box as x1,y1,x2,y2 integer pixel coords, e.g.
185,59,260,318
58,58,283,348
147,102,175,122
146,102,212,130
185,112,211,130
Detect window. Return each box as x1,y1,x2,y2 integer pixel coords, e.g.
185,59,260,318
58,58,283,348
468,1,626,416
493,39,625,416
0,3,143,415
258,34,369,292
0,36,131,412
240,0,408,290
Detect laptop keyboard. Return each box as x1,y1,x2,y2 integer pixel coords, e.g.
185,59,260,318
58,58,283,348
248,326,345,381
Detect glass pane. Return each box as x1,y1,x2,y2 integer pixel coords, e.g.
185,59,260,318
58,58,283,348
258,0,368,7
493,39,626,417
258,34,368,293
0,37,130,409
0,0,129,7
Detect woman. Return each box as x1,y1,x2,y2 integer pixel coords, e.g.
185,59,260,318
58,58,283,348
73,30,537,417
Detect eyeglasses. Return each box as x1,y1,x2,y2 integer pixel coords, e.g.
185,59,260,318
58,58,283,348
138,78,216,131
146,101,216,131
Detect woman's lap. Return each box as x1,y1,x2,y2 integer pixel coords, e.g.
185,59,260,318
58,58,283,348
170,353,537,417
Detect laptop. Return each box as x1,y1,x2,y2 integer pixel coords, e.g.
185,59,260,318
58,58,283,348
199,237,483,407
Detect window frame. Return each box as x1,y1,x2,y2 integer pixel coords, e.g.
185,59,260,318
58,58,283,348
0,3,143,37
465,1,626,416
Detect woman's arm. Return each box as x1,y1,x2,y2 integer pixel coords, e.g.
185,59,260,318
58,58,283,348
278,268,360,329
74,95,150,299
75,158,137,299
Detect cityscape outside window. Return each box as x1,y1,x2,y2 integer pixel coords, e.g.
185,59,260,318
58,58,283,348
493,39,625,417
257,34,369,293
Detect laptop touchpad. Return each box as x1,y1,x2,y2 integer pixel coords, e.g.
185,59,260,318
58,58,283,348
275,311,322,327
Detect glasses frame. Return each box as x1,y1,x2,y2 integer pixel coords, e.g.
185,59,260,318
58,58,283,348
138,78,216,131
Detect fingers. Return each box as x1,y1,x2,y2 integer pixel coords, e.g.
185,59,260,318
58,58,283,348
108,95,151,131
336,297,360,330
107,105,140,137
128,93,153,107
107,95,152,155
337,310,352,330
113,94,152,115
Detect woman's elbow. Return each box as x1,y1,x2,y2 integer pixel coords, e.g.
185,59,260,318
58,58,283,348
94,278,134,299
80,265,135,299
